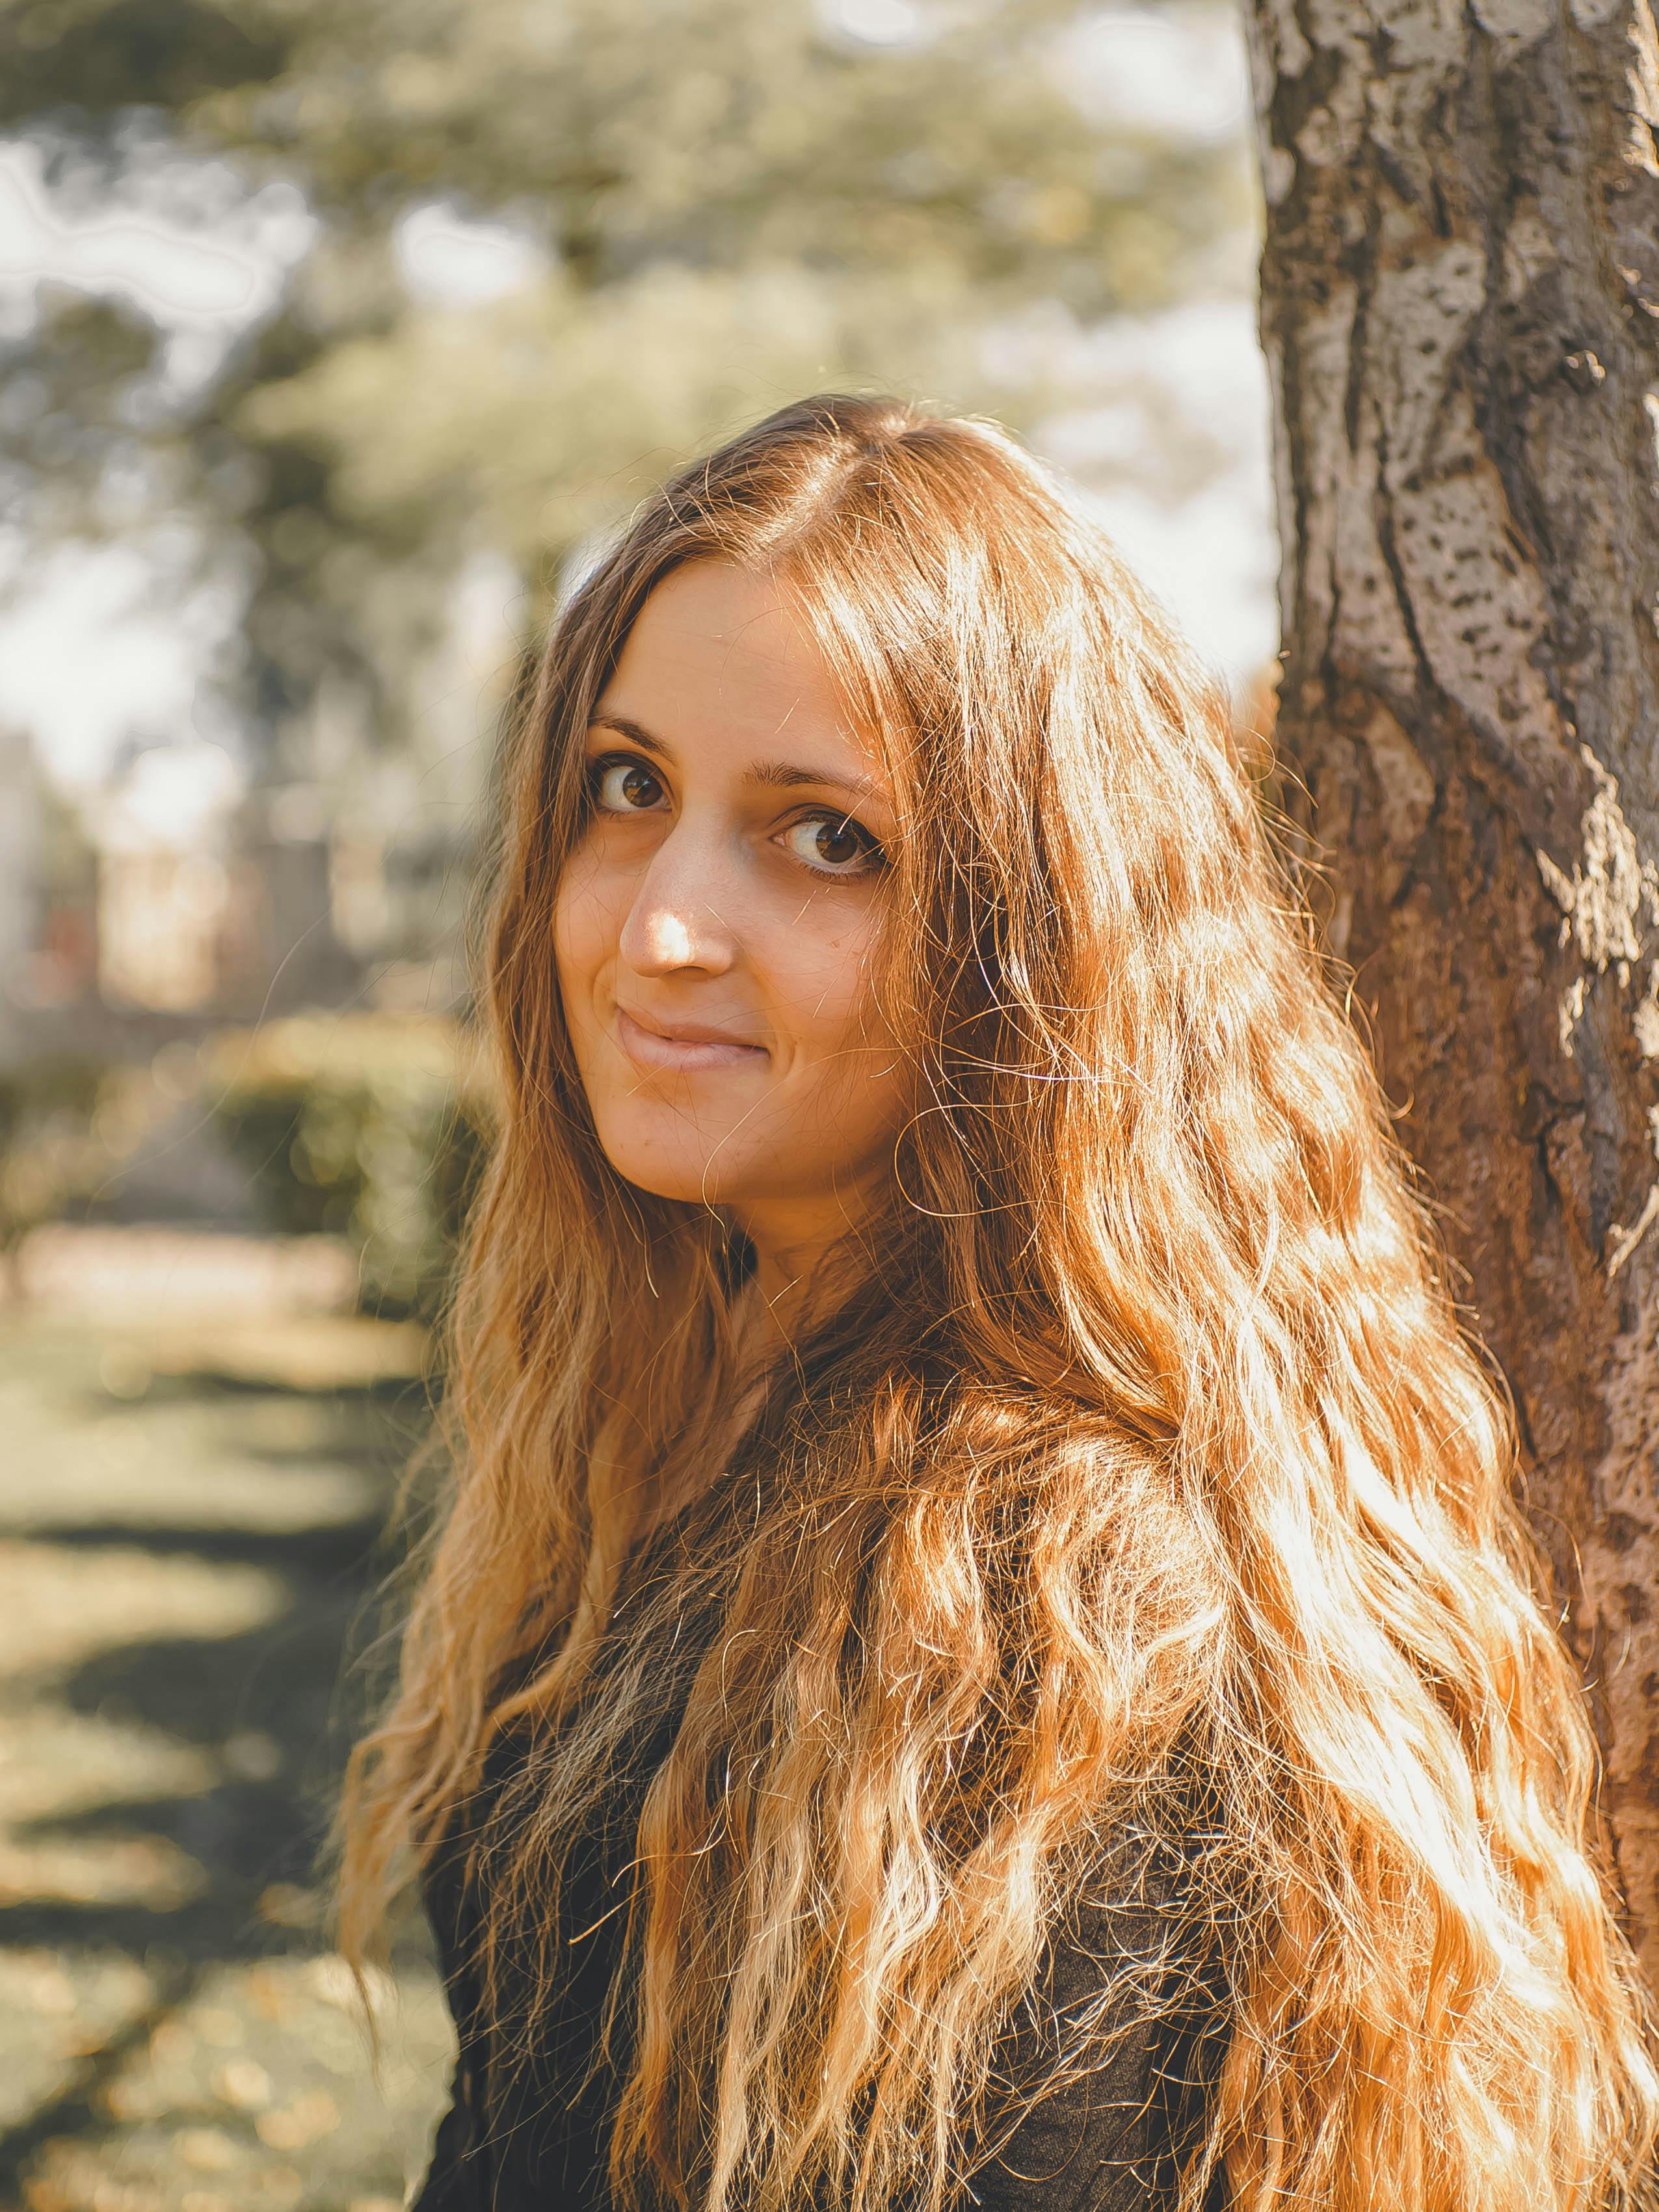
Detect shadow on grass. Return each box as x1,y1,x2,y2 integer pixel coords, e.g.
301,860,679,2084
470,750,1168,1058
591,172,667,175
0,1352,442,2202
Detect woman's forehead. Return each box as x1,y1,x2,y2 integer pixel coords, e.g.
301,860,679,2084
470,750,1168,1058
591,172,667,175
598,562,890,790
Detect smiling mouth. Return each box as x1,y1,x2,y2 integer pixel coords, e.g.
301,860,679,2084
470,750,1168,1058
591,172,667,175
615,1007,769,1073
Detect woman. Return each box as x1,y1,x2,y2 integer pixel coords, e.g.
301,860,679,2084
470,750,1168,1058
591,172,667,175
338,395,1659,2212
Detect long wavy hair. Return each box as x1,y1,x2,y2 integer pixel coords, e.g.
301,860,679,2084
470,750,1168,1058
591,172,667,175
338,394,1658,2212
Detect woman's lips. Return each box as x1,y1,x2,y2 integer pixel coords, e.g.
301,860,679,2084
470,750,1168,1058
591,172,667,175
615,1007,769,1073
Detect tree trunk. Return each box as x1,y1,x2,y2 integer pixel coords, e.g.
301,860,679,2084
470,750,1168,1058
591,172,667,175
1243,0,1659,1968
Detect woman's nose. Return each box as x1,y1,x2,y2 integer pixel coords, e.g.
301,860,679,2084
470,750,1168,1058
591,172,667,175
616,818,739,978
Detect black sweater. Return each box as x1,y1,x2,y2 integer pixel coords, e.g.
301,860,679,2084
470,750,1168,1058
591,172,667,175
412,1647,1230,2212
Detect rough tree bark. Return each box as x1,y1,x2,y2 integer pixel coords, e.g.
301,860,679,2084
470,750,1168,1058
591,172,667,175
1243,0,1659,1967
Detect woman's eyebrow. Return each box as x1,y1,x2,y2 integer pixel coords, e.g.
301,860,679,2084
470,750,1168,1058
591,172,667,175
743,757,884,803
591,713,883,805
589,710,672,760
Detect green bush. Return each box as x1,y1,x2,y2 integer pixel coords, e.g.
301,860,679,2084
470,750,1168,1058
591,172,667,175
202,1015,494,1320
0,1053,122,1255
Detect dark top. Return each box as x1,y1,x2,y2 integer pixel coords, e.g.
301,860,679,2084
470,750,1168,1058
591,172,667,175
412,1645,1230,2212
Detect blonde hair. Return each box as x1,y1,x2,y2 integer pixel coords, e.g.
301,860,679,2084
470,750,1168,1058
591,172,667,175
339,394,1659,2212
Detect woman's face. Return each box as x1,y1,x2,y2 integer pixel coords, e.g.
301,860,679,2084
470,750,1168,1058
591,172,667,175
553,560,909,1259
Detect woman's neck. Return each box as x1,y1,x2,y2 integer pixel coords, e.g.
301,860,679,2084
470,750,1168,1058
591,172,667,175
737,1230,871,1361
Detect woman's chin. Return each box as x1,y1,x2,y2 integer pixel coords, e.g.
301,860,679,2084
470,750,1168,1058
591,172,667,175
595,1138,751,1210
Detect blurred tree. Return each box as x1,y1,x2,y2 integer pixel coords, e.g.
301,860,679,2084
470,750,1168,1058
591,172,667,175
1246,0,1659,1965
1,0,1252,779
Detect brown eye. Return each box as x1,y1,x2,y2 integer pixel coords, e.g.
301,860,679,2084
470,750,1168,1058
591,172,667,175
782,813,885,877
814,821,863,867
592,757,666,812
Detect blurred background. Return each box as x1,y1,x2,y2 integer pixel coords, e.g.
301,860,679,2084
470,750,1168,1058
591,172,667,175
0,2,1274,2205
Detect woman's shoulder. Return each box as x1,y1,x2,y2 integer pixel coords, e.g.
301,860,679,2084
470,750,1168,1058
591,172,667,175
965,1815,1232,2211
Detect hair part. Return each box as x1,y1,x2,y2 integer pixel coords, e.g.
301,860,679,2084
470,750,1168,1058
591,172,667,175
338,393,1659,2212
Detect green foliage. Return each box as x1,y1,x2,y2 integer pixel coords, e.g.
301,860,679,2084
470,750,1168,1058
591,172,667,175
5,289,167,538
3,0,1253,772
0,1053,121,1252
202,1014,492,1318
185,0,1215,307
2,0,287,120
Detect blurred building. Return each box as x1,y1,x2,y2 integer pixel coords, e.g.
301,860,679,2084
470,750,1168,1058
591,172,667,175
1,758,479,1069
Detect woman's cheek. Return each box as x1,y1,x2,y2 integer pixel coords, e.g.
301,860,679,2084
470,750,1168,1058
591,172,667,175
772,907,881,1059
553,851,622,999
